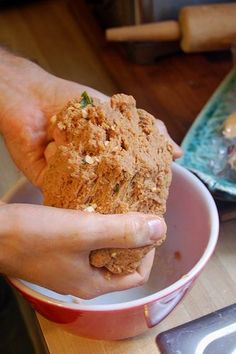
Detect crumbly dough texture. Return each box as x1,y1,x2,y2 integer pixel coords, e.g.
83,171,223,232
43,93,173,274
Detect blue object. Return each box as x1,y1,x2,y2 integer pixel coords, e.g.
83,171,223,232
177,69,236,201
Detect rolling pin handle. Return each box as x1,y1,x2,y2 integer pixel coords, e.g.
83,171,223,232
106,21,180,42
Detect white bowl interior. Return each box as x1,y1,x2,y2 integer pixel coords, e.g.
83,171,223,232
6,164,218,306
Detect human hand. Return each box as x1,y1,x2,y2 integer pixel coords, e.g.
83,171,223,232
0,50,174,297
0,203,165,298
0,50,108,187
0,50,181,188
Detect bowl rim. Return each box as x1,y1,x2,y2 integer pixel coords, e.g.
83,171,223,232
5,163,219,311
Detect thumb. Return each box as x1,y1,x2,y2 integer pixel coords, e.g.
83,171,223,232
76,211,167,250
57,79,109,102
155,119,182,159
2,204,166,251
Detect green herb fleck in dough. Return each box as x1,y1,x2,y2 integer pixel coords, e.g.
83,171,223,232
80,91,93,108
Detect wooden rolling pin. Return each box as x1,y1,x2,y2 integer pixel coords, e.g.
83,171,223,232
106,3,236,53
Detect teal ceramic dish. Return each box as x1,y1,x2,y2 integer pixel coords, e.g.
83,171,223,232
177,69,236,201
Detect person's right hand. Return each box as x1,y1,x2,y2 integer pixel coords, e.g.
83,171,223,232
0,203,166,299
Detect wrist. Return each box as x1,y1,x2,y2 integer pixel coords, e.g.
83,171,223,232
0,203,28,277
0,204,11,275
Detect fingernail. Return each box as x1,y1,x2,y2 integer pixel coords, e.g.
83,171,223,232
148,217,166,240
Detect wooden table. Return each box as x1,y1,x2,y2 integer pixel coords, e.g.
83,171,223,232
0,0,235,353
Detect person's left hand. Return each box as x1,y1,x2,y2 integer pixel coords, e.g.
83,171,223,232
0,53,181,188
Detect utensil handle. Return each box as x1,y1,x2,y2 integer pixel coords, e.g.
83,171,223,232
106,21,180,42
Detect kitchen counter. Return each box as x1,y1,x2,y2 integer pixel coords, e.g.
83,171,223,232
0,0,236,353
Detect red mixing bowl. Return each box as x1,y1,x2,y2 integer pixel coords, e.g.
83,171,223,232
4,163,219,340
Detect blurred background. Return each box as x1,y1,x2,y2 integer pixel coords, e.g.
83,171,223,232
0,1,235,353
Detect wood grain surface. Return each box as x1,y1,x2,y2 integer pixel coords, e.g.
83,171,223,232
0,0,235,353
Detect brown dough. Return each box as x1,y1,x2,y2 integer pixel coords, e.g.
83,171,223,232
42,93,173,274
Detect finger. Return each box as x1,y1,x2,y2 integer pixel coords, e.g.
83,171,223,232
44,141,57,163
155,119,182,159
4,205,166,251
80,249,156,299
52,79,109,106
62,80,109,102
136,248,155,280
